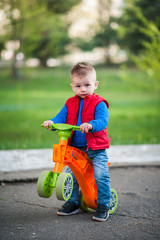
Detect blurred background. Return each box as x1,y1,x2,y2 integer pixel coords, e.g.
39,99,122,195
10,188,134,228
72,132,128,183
0,0,160,150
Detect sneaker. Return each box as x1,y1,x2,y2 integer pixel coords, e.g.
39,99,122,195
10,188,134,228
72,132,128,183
57,201,80,216
92,205,109,222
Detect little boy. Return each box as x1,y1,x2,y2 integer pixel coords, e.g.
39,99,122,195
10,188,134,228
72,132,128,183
43,62,111,222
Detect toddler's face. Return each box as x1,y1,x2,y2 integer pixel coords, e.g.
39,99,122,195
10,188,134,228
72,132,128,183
71,72,98,98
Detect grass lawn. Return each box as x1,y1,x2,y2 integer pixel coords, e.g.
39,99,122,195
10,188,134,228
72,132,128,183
0,66,159,149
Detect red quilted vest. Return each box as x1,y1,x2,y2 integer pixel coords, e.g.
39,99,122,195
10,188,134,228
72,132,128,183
66,93,110,150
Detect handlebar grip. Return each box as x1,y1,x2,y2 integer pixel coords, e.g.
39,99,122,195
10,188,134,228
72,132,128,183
73,126,81,131
41,123,55,129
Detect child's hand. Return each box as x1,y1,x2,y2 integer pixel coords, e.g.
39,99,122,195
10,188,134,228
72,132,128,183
43,120,54,130
80,123,93,133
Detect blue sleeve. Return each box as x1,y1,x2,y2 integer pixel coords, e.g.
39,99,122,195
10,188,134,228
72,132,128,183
50,103,68,123
89,101,109,132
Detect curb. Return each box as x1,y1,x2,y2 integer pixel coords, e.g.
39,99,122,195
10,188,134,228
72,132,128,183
0,144,160,183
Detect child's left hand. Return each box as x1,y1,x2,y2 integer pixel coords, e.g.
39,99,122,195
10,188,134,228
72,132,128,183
80,123,93,133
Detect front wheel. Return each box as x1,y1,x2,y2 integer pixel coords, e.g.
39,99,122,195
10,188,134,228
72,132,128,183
37,170,54,198
109,189,118,214
56,173,73,201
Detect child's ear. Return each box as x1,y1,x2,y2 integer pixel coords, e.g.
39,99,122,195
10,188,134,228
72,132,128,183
95,81,99,90
70,83,74,91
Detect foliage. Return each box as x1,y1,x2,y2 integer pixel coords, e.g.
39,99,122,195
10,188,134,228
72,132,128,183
74,0,160,64
117,0,160,54
75,17,118,64
132,9,160,91
0,0,81,70
73,38,95,52
45,0,81,13
93,18,118,47
71,0,117,64
92,18,119,63
20,14,70,66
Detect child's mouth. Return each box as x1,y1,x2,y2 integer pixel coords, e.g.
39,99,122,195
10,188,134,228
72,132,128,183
81,94,86,97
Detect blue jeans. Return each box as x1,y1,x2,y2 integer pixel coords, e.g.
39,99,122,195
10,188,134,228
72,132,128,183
66,147,111,209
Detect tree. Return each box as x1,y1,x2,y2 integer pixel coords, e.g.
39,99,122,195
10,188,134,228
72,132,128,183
73,0,118,64
132,9,160,91
92,18,118,64
45,0,81,14
20,13,71,66
0,0,81,78
117,0,160,55
0,0,25,78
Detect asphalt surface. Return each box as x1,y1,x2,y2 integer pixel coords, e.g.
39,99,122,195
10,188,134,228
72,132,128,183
0,166,160,240
0,144,160,239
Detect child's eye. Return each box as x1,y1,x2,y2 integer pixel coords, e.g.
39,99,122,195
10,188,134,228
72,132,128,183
85,84,90,87
76,85,80,88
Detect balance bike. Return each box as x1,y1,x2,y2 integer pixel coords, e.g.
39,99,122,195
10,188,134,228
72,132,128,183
37,123,118,214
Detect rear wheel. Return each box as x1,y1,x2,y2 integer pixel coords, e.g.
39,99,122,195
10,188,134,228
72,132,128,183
56,173,73,201
37,170,54,198
79,191,93,212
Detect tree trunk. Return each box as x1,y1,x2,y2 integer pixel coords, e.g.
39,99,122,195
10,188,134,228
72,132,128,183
11,51,19,80
105,48,111,65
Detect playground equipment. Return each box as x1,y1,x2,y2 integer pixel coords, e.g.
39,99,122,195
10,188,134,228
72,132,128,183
37,123,118,214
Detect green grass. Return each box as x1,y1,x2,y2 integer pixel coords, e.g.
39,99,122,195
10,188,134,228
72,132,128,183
0,66,159,149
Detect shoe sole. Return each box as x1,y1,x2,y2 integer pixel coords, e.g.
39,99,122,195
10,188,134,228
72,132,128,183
57,208,80,216
92,212,109,222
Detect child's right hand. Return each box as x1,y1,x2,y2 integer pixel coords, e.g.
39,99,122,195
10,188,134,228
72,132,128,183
43,120,54,130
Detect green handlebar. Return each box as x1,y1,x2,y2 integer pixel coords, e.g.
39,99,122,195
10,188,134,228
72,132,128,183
41,123,81,141
41,123,80,131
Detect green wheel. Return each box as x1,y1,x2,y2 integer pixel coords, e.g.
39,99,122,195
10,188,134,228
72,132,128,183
109,189,118,214
37,170,54,198
56,173,73,201
79,191,93,212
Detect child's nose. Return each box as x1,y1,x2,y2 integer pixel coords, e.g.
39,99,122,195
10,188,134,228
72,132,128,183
81,86,85,91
